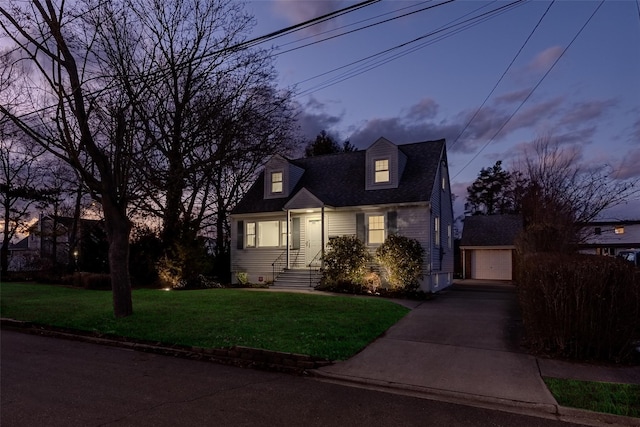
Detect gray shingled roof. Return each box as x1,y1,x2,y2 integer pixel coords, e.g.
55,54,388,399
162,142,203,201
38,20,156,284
232,139,446,214
460,214,523,247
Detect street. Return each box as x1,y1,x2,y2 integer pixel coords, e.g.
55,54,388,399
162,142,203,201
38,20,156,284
1,330,587,426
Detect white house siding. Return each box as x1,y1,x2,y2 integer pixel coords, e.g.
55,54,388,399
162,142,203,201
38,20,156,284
397,207,434,292
428,154,454,292
231,213,288,284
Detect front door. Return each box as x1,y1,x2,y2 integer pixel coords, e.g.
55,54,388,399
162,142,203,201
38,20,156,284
305,217,322,266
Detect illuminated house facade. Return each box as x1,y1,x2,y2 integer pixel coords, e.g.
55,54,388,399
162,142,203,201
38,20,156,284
229,137,454,292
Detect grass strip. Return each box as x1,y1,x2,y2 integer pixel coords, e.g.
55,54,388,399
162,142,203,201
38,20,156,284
544,377,640,418
0,282,408,360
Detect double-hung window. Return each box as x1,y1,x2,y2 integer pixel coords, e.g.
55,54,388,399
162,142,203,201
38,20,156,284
374,159,389,183
434,216,440,246
271,171,283,193
368,215,385,244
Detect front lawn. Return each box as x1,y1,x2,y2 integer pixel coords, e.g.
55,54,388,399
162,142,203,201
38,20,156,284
544,377,640,418
0,282,408,360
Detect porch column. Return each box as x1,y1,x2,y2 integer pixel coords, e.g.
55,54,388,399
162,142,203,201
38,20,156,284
321,205,325,269
286,209,290,269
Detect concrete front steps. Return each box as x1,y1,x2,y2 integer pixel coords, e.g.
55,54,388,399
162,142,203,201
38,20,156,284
271,268,321,289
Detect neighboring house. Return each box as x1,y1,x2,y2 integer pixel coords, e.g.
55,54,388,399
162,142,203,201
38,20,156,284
460,214,523,281
8,215,106,272
230,137,455,292
578,220,640,256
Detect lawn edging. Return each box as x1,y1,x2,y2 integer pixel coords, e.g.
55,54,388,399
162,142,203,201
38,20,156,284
1,318,333,375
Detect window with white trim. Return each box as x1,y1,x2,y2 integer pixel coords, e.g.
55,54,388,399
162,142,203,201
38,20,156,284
447,224,452,249
271,171,283,193
246,222,256,248
374,159,389,183
434,216,440,246
368,215,385,244
258,221,280,247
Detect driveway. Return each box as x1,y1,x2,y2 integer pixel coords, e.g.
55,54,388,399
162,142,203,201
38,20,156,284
317,281,558,411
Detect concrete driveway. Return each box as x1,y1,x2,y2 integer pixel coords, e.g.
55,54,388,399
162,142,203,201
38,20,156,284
316,281,558,412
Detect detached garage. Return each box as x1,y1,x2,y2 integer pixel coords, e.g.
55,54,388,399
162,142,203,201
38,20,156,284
460,215,523,281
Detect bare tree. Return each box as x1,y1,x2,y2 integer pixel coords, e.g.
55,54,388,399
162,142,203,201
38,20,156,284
515,136,640,252
0,0,135,316
0,127,48,276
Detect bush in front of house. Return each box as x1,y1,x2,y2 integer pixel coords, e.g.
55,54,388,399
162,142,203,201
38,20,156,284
517,253,640,363
320,235,371,288
62,272,111,290
375,234,425,291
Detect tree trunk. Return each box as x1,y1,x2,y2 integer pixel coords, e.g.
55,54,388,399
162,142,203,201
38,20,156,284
1,200,10,276
102,197,133,318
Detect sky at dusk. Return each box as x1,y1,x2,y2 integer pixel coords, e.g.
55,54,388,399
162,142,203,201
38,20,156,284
245,0,640,221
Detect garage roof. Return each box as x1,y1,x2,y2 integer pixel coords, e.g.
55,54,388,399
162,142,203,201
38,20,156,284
460,214,523,247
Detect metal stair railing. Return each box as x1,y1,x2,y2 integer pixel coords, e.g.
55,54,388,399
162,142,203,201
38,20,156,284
271,250,287,282
307,249,323,287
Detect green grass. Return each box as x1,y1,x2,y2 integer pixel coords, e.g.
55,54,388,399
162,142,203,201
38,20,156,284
0,282,409,360
544,377,640,418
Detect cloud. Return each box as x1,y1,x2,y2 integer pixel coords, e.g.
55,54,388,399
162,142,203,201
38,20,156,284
526,46,564,73
405,98,439,121
271,0,344,36
559,99,616,130
294,97,343,142
615,147,640,179
494,89,530,105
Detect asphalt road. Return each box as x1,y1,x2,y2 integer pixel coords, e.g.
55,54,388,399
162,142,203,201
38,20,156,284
1,330,587,427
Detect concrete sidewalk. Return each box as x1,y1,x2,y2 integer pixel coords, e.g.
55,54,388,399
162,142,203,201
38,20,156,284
314,283,640,425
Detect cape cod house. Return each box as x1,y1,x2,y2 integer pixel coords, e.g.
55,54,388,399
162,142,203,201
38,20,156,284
230,137,454,292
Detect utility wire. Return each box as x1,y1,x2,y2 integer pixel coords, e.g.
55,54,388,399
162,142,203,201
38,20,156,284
295,0,526,98
449,0,555,151
2,0,382,121
451,0,606,180
274,0,456,56
276,0,434,49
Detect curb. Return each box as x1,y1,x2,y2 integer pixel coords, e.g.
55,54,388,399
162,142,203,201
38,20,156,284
4,318,639,426
0,318,332,375
310,370,640,427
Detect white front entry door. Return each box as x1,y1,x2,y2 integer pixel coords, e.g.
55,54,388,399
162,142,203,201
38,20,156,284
305,217,322,265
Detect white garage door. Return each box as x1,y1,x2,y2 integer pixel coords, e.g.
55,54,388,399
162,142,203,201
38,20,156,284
471,250,512,280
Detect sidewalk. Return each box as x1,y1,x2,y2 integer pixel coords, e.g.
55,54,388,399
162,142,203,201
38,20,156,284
313,282,640,426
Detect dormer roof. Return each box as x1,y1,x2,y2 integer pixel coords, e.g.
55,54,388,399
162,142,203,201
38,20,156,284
232,138,446,214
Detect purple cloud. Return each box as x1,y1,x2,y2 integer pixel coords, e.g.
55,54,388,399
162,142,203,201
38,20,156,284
526,46,564,73
615,147,640,179
559,99,617,130
271,0,344,36
494,89,530,105
294,97,343,142
405,97,439,121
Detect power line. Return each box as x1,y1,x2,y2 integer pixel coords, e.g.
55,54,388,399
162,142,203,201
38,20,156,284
274,0,456,57
294,0,527,98
276,1,435,50
449,0,555,151
451,0,606,181
1,0,382,122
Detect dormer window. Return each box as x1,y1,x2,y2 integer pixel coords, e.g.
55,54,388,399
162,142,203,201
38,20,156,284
374,159,389,183
271,171,283,193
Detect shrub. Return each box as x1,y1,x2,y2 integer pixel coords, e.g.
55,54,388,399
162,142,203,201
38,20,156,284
517,253,640,363
62,272,111,290
375,234,425,290
321,235,371,286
